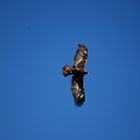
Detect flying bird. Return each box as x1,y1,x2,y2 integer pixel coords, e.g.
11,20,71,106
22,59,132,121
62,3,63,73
62,44,88,107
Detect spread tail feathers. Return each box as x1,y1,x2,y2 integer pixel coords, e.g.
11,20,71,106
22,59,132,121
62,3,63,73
62,64,73,77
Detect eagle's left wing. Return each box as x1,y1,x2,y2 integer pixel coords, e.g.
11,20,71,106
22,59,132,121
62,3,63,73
71,75,85,107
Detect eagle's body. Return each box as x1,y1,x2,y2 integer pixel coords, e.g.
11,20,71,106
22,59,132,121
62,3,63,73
63,65,88,77
62,44,88,107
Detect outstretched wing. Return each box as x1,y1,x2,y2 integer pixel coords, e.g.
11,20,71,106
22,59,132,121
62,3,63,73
71,75,85,107
73,44,88,70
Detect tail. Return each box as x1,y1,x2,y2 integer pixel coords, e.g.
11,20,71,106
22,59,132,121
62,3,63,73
62,64,73,77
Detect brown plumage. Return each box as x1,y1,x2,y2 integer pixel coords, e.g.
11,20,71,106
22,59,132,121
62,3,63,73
62,44,88,107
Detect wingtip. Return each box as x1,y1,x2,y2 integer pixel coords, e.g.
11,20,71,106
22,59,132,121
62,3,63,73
78,43,87,50
74,96,85,107
78,43,84,47
75,101,84,107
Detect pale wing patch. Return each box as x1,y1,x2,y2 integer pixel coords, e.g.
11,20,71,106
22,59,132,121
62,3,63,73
71,76,85,107
73,44,88,70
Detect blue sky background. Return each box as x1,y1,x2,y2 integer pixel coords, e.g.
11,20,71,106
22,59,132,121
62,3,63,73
0,0,140,140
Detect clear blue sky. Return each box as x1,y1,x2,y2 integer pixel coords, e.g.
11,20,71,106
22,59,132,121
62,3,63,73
0,0,140,140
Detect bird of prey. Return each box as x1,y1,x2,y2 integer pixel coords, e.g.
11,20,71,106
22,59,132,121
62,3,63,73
62,44,88,107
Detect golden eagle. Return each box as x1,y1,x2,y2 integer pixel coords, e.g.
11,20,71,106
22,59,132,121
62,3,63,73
62,44,88,107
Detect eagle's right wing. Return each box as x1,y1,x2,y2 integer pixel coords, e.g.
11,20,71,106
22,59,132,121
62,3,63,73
71,75,85,107
73,44,88,70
